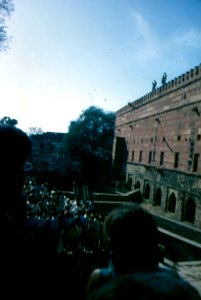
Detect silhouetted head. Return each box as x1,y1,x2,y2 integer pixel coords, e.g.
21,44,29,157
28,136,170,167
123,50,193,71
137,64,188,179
0,124,32,224
0,124,31,172
103,202,160,273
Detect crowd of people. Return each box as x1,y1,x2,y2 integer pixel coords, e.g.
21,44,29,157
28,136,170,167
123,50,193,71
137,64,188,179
24,177,104,253
21,175,108,298
0,124,200,299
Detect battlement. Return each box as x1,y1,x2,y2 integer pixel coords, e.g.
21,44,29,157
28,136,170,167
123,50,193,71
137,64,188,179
117,63,201,116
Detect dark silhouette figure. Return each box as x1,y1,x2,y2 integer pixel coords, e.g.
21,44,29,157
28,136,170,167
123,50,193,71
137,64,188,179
152,80,157,91
0,125,80,298
162,72,167,85
0,124,32,232
86,202,200,299
86,202,161,296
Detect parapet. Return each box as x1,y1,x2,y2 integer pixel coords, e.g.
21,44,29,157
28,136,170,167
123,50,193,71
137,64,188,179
117,64,201,116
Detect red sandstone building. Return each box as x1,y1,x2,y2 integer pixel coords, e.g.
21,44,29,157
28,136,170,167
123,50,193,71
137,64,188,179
112,64,201,229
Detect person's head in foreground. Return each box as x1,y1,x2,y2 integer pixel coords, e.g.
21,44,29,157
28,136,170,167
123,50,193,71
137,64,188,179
103,202,160,273
0,124,32,227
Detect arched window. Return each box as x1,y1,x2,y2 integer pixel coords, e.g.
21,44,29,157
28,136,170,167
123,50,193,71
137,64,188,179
144,183,150,199
127,176,132,190
184,198,196,223
154,188,161,206
168,192,176,213
134,180,140,189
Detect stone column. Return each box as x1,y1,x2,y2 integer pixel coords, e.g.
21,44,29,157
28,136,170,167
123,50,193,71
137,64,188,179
175,191,185,221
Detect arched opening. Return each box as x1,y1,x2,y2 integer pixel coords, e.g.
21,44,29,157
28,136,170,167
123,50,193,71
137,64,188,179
167,192,176,213
127,175,132,190
154,188,161,206
134,180,140,189
144,183,150,199
184,198,196,223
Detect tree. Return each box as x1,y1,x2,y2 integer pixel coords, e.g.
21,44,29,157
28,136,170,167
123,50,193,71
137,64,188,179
0,0,14,51
0,116,17,126
66,106,115,183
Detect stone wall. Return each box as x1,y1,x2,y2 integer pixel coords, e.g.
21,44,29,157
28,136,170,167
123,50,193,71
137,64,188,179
112,64,201,229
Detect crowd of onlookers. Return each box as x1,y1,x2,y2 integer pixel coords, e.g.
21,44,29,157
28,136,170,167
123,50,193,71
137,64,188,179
24,176,105,251
23,176,109,296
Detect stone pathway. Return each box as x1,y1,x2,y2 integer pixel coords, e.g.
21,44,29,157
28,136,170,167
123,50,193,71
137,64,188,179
161,259,201,295
177,260,201,295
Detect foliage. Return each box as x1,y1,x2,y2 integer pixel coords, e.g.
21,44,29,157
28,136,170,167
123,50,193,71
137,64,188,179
0,0,14,51
67,106,115,159
0,115,17,126
66,106,115,182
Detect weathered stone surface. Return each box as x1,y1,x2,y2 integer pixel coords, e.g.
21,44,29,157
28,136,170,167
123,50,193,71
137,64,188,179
113,64,201,229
